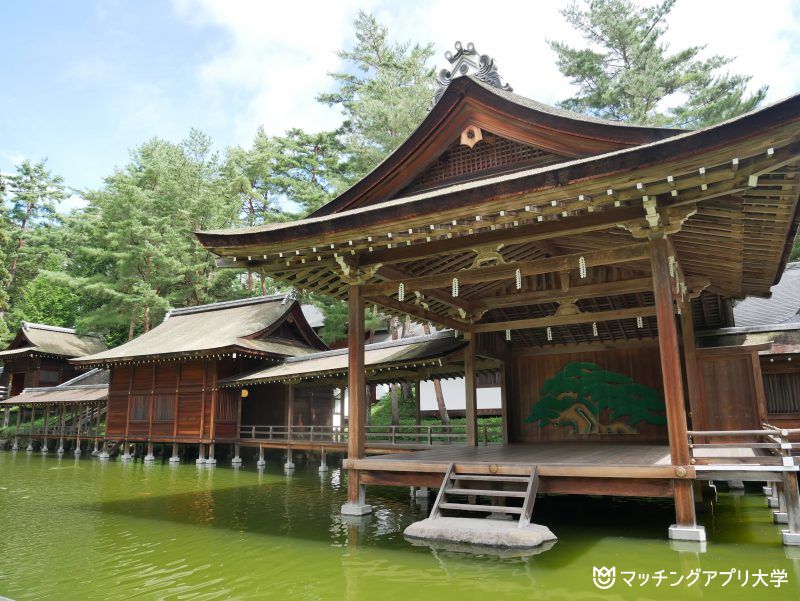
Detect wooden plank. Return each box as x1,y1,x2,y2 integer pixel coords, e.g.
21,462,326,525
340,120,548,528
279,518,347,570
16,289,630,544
439,502,523,514
360,243,650,297
430,462,454,519
446,488,528,497
519,466,539,528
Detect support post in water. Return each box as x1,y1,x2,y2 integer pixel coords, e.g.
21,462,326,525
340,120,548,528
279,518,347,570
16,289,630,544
650,235,704,543
341,283,372,516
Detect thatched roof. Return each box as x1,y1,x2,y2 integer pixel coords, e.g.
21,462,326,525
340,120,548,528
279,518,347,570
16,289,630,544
72,296,326,365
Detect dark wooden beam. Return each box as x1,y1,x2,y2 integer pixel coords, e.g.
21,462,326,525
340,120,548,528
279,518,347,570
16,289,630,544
356,205,645,267
473,305,656,333
361,243,650,297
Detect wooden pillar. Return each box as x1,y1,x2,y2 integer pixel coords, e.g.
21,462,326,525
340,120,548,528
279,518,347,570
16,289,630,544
650,236,696,528
414,379,421,427
75,403,82,454
464,335,478,446
13,403,22,449
42,404,50,451
679,298,703,433
57,403,65,452
286,383,294,440
344,284,369,512
783,472,800,541
95,401,102,451
27,404,35,450
500,361,509,445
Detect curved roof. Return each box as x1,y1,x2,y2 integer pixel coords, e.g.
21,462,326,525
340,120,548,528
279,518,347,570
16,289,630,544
309,76,685,218
0,322,107,359
72,296,327,365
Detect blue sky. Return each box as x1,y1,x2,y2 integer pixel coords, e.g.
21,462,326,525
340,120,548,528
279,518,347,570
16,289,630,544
3,0,800,209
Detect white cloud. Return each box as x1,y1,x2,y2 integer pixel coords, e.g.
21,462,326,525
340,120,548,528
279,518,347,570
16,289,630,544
173,0,800,147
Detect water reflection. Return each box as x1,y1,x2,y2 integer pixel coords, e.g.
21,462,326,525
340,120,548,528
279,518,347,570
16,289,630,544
1,452,800,600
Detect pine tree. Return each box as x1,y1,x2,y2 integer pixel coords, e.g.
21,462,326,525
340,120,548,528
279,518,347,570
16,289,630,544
318,11,436,177
3,159,67,306
550,0,767,127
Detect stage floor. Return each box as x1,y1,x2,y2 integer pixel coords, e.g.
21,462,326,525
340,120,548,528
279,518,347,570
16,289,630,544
361,442,673,467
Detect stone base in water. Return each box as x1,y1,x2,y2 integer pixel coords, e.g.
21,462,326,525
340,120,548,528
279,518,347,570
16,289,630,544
404,517,557,550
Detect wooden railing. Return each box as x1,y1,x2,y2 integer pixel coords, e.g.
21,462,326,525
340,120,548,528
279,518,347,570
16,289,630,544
238,423,503,446
687,424,800,474
0,386,8,401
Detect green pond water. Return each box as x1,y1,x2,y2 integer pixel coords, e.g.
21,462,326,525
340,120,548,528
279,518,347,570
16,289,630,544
1,451,800,601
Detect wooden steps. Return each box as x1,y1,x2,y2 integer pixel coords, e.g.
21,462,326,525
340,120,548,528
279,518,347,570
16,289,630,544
430,462,540,528
438,502,523,514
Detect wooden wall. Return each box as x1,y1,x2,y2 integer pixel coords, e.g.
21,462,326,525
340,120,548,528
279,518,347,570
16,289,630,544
0,355,79,395
106,357,263,443
507,345,667,444
691,347,767,432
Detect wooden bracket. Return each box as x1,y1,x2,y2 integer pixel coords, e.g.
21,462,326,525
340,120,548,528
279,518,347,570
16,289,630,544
470,244,507,269
335,256,382,285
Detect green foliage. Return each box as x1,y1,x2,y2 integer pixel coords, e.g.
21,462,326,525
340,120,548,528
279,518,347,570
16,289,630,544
550,0,767,127
526,362,666,430
318,11,435,176
370,388,418,424
313,295,387,346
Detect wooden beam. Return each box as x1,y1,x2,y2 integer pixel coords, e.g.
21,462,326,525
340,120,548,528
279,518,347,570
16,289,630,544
473,305,657,333
361,243,649,297
364,295,469,331
376,264,472,314
471,277,654,311
356,205,646,267
650,235,696,528
346,285,366,505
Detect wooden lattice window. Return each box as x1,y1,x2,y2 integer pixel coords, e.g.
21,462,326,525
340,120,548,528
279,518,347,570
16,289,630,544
215,389,238,423
153,394,175,421
406,137,555,193
130,395,149,422
764,373,800,414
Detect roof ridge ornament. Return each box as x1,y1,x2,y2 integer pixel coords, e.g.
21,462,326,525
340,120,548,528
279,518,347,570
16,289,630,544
434,41,513,104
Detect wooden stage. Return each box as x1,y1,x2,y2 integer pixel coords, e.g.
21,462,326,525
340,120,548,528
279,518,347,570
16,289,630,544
344,443,688,498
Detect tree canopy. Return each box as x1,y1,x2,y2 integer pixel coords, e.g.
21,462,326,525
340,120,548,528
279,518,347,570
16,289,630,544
550,0,767,127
